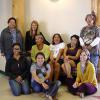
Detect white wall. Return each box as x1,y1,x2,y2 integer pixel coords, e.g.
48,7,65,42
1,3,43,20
0,0,12,71
25,0,91,42
0,0,12,34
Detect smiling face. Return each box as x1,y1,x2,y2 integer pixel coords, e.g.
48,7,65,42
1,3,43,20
80,51,88,62
36,54,45,66
35,35,44,45
53,34,61,44
13,45,21,56
86,15,94,26
8,19,16,29
31,22,38,31
71,37,78,47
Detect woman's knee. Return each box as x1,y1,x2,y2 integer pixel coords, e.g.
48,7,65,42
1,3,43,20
55,63,60,71
9,80,21,96
13,90,21,96
33,86,42,92
56,80,61,87
23,88,30,94
31,81,42,92
22,81,30,94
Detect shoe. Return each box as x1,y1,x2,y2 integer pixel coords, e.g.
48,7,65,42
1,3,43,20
79,93,84,98
45,95,53,100
53,96,58,100
39,93,46,98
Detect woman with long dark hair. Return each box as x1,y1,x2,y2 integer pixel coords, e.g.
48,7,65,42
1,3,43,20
31,52,61,100
49,33,65,81
62,35,82,78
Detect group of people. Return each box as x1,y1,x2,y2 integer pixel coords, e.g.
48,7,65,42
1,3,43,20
0,12,100,100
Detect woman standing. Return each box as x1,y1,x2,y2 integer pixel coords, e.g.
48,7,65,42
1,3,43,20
0,17,22,61
25,20,50,53
5,43,30,96
80,13,100,73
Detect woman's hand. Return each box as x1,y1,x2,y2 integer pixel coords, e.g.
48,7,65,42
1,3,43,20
82,45,87,49
64,56,69,62
15,76,23,83
87,45,92,50
42,82,49,89
73,82,78,88
77,83,82,87
1,53,4,56
51,58,55,63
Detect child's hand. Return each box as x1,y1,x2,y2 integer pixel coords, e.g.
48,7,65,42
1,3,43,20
42,82,49,89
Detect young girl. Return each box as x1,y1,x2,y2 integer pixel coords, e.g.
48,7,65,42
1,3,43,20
31,52,61,100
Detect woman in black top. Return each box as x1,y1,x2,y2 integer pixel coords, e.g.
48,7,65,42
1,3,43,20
25,20,50,53
5,43,30,96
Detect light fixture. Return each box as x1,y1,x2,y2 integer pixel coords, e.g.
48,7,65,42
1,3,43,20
50,0,59,2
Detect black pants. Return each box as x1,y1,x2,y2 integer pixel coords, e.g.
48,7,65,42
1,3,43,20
45,80,61,97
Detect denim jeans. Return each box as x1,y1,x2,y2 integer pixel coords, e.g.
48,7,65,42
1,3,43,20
46,80,61,97
90,54,99,73
31,80,61,97
9,79,30,96
5,53,11,61
31,80,43,92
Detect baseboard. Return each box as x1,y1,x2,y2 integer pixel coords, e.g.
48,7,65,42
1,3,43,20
0,70,6,76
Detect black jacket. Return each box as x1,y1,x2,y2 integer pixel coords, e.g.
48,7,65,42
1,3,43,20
5,56,30,80
25,31,50,52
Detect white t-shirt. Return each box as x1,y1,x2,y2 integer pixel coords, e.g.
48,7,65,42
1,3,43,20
50,42,65,58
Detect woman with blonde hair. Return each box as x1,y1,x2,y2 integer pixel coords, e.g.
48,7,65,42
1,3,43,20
66,49,98,98
25,20,50,53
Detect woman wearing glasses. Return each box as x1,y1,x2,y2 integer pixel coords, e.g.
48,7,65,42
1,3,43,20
5,43,30,96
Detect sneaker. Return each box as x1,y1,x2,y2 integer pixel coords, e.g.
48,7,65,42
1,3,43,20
39,93,46,98
79,93,84,98
53,96,58,100
45,96,53,100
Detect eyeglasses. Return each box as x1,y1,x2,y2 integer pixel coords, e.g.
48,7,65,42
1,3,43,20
14,48,20,50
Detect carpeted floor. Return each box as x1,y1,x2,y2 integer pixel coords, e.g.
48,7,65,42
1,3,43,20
0,54,100,100
0,74,100,100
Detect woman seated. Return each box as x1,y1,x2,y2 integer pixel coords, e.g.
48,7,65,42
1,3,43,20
49,33,65,81
31,52,61,100
62,35,81,78
66,49,98,98
31,34,50,63
5,43,30,96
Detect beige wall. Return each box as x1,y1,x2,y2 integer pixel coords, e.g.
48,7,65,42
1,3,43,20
12,0,25,37
25,0,91,42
